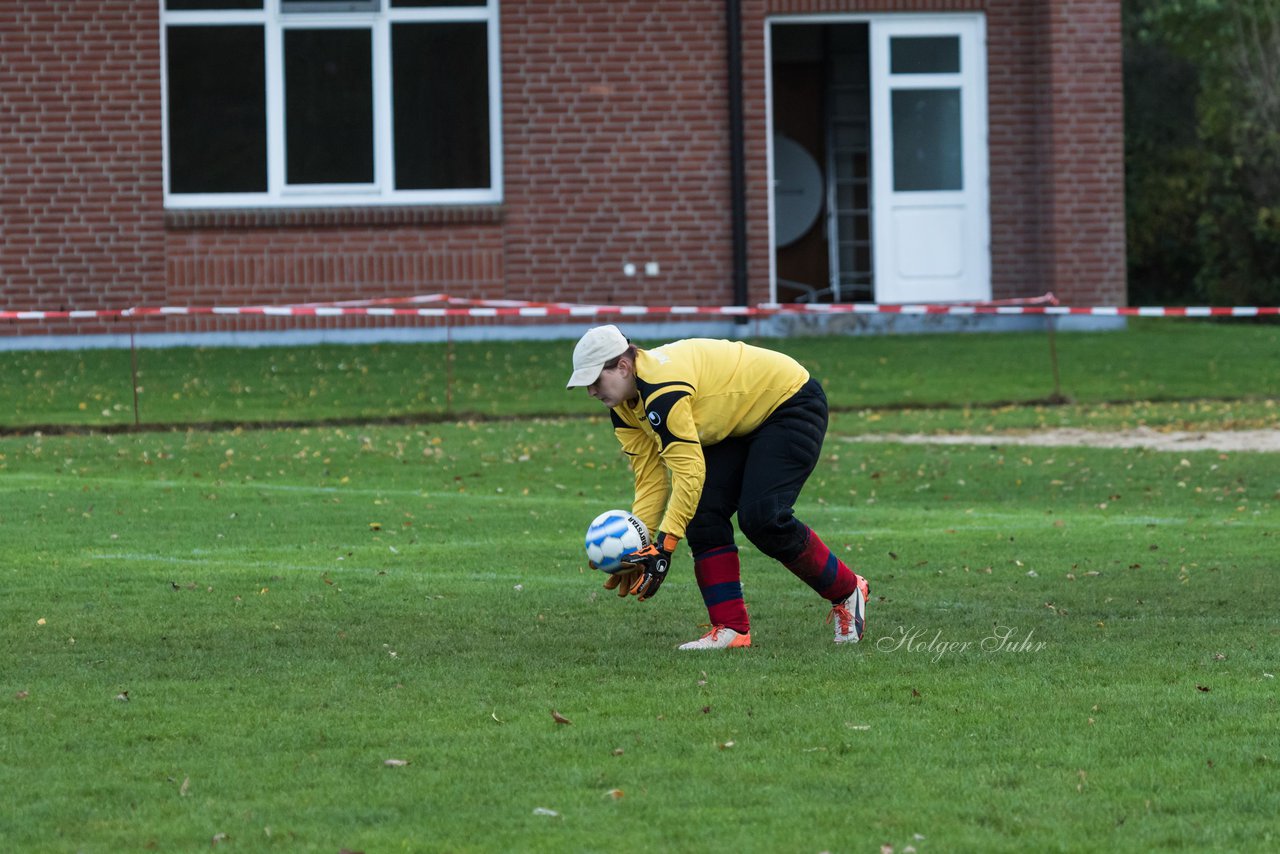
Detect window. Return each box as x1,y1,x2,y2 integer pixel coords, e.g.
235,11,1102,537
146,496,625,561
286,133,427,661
891,89,962,191
162,0,500,208
887,35,963,192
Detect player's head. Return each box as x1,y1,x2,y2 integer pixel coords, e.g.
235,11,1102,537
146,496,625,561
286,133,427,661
566,325,637,407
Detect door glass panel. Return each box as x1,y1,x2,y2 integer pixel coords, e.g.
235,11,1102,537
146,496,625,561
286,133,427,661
166,25,267,193
890,36,960,74
284,28,374,184
891,88,962,191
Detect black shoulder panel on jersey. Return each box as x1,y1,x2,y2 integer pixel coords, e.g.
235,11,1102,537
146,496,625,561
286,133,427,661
642,388,693,448
609,409,632,430
635,377,695,399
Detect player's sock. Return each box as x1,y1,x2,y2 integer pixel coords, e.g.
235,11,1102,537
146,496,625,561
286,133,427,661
693,545,749,634
784,527,860,603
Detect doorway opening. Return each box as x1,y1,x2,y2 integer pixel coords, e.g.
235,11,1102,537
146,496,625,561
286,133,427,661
771,23,872,304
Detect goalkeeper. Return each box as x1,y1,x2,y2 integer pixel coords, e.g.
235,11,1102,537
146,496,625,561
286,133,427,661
566,324,870,649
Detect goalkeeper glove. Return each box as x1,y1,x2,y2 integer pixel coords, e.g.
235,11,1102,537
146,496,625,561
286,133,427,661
623,531,679,601
601,566,642,598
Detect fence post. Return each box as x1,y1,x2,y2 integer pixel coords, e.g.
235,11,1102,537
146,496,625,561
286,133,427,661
129,323,142,428
1046,315,1067,403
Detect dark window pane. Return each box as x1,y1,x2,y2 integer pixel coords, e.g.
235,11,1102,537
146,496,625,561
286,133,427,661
284,28,374,185
282,1,380,11
166,1,263,9
166,25,266,193
392,22,490,190
890,36,960,74
392,1,487,7
891,88,962,191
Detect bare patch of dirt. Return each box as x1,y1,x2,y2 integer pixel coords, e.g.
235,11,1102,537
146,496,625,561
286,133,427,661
842,427,1280,453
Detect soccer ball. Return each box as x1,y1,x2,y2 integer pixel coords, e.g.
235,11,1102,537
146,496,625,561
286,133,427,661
584,510,650,573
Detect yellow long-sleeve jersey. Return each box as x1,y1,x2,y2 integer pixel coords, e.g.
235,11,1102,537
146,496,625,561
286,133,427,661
609,338,810,539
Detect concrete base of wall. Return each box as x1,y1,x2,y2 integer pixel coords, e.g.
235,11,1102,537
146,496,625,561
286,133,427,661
0,313,1127,352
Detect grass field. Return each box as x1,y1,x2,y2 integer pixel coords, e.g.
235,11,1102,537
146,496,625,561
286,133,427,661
1,323,1277,852
3,320,1279,430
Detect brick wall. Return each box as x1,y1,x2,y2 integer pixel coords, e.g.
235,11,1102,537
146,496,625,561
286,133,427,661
0,0,167,333
500,1,736,307
0,0,1125,342
1042,0,1126,304
159,215,506,336
986,0,1052,299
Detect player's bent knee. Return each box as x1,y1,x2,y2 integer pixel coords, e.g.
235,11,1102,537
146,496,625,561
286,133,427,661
738,499,804,558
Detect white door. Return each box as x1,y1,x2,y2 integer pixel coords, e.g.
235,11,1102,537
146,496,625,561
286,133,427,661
870,16,989,303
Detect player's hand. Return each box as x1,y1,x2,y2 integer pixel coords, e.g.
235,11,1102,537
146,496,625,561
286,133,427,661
623,532,679,600
601,567,642,597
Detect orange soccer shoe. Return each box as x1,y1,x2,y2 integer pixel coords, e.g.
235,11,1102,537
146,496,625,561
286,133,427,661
677,625,752,651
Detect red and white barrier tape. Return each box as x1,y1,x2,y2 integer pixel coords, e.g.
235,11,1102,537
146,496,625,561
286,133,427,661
3,293,1278,322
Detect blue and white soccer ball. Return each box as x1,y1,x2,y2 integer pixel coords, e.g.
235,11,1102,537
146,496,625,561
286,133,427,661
584,510,650,573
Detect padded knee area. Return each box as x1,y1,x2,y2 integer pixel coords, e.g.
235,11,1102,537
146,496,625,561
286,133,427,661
737,495,806,561
685,513,735,556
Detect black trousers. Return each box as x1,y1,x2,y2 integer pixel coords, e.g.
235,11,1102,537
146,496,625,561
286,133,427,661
684,378,829,564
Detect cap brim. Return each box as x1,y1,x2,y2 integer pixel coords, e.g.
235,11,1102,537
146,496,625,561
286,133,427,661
565,364,605,389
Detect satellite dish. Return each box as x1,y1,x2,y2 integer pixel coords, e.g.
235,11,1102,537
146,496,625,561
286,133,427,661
773,134,824,248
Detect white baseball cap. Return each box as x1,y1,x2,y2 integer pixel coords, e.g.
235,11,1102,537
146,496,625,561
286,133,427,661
566,325,630,388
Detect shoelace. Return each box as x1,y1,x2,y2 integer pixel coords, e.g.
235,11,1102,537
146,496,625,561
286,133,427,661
704,625,727,641
826,604,853,633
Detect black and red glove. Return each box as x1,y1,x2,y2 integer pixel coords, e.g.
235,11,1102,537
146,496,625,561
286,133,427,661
621,531,679,600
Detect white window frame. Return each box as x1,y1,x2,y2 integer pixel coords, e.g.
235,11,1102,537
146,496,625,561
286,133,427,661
161,0,503,209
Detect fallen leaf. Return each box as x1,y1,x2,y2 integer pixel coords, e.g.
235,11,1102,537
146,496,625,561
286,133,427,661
15,691,29,701
1196,685,1211,693
551,710,572,725
115,691,130,702
491,711,504,724
383,758,409,767
718,740,735,750
179,776,190,797
211,833,228,845
611,748,624,756
604,789,624,800
532,807,560,817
